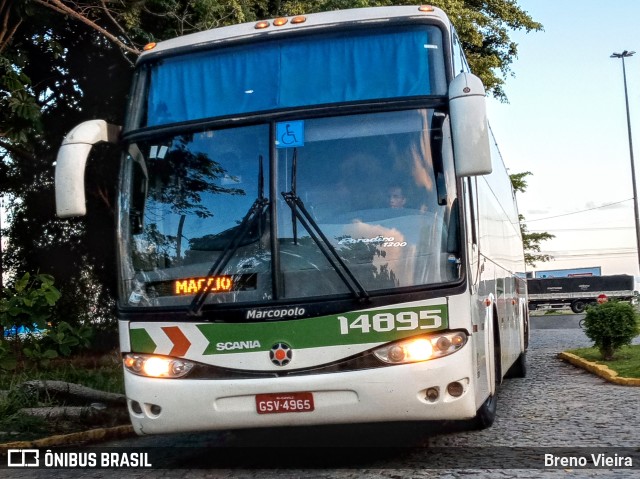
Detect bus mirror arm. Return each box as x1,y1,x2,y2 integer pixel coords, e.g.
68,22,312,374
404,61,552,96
55,120,121,218
448,73,492,177
446,198,461,256
431,112,448,205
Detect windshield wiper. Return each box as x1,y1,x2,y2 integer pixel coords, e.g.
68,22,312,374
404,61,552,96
188,156,268,317
281,151,369,302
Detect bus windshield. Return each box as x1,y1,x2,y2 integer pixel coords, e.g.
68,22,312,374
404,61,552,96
118,109,460,308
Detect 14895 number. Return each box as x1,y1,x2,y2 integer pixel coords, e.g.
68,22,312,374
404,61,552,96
337,310,443,335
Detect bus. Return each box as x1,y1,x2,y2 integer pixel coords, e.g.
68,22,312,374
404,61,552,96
54,5,528,435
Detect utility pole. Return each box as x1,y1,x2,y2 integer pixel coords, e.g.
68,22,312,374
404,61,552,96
611,50,640,275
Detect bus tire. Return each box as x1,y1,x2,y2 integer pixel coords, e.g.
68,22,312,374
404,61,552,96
570,300,586,314
505,351,527,379
473,392,497,430
473,316,500,429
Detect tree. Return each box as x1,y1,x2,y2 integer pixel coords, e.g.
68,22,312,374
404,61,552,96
519,217,554,267
430,0,542,101
582,301,640,361
0,1,542,333
509,171,532,194
297,0,542,101
1,1,136,335
509,171,554,267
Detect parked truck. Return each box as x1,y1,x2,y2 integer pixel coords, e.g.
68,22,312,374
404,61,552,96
527,274,636,313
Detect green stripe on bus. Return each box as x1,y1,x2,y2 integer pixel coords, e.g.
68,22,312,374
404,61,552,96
130,328,157,353
198,304,448,355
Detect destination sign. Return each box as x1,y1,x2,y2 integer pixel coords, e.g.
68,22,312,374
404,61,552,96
174,276,233,295
144,274,257,297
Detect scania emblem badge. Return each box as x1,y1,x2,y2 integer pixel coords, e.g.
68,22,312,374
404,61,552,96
270,342,292,366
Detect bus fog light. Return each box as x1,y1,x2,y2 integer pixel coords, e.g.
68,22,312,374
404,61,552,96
130,400,143,414
149,404,162,416
124,354,194,378
373,332,468,364
425,387,439,402
447,381,464,397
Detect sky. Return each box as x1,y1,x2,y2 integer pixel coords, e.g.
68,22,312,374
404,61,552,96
486,0,640,278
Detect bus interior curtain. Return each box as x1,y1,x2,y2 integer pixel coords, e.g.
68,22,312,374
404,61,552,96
146,28,433,127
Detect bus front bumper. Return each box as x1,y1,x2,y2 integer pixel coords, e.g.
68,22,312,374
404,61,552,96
123,348,480,435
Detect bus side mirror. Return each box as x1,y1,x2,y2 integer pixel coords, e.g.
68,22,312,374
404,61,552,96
55,120,121,217
448,73,492,177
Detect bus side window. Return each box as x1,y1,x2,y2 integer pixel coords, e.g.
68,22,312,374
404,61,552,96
130,158,148,235
464,177,478,245
452,31,471,75
452,33,464,76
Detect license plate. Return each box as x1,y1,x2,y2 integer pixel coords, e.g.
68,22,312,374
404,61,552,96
256,392,315,414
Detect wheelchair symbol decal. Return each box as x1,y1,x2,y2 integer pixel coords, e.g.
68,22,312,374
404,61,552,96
276,121,304,148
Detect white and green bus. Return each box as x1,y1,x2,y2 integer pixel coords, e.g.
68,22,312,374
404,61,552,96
55,5,528,435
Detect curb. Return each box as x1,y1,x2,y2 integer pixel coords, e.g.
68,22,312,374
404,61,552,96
0,425,135,450
558,352,640,386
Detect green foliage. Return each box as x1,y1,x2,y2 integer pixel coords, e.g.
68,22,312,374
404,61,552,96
21,340,59,369
0,272,61,331
519,215,555,267
45,321,94,357
0,385,39,420
0,340,17,370
509,172,555,267
0,52,43,144
583,301,640,360
422,0,542,101
0,413,49,441
0,272,60,370
0,273,93,370
509,171,532,194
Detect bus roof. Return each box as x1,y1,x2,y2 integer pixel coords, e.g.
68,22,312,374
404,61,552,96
138,6,451,62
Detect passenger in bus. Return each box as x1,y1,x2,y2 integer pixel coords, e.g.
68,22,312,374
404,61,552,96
388,186,407,209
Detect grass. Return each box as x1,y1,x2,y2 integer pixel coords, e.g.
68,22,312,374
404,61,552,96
0,350,124,392
0,351,125,442
529,309,570,316
567,344,640,379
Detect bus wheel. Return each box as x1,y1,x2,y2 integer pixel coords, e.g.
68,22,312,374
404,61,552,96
505,351,527,379
571,300,586,314
473,330,500,429
473,391,497,429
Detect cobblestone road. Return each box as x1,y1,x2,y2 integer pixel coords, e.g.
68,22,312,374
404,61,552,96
4,324,640,478
428,325,640,448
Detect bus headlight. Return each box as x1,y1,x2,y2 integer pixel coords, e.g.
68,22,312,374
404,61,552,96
373,331,467,364
124,354,194,378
